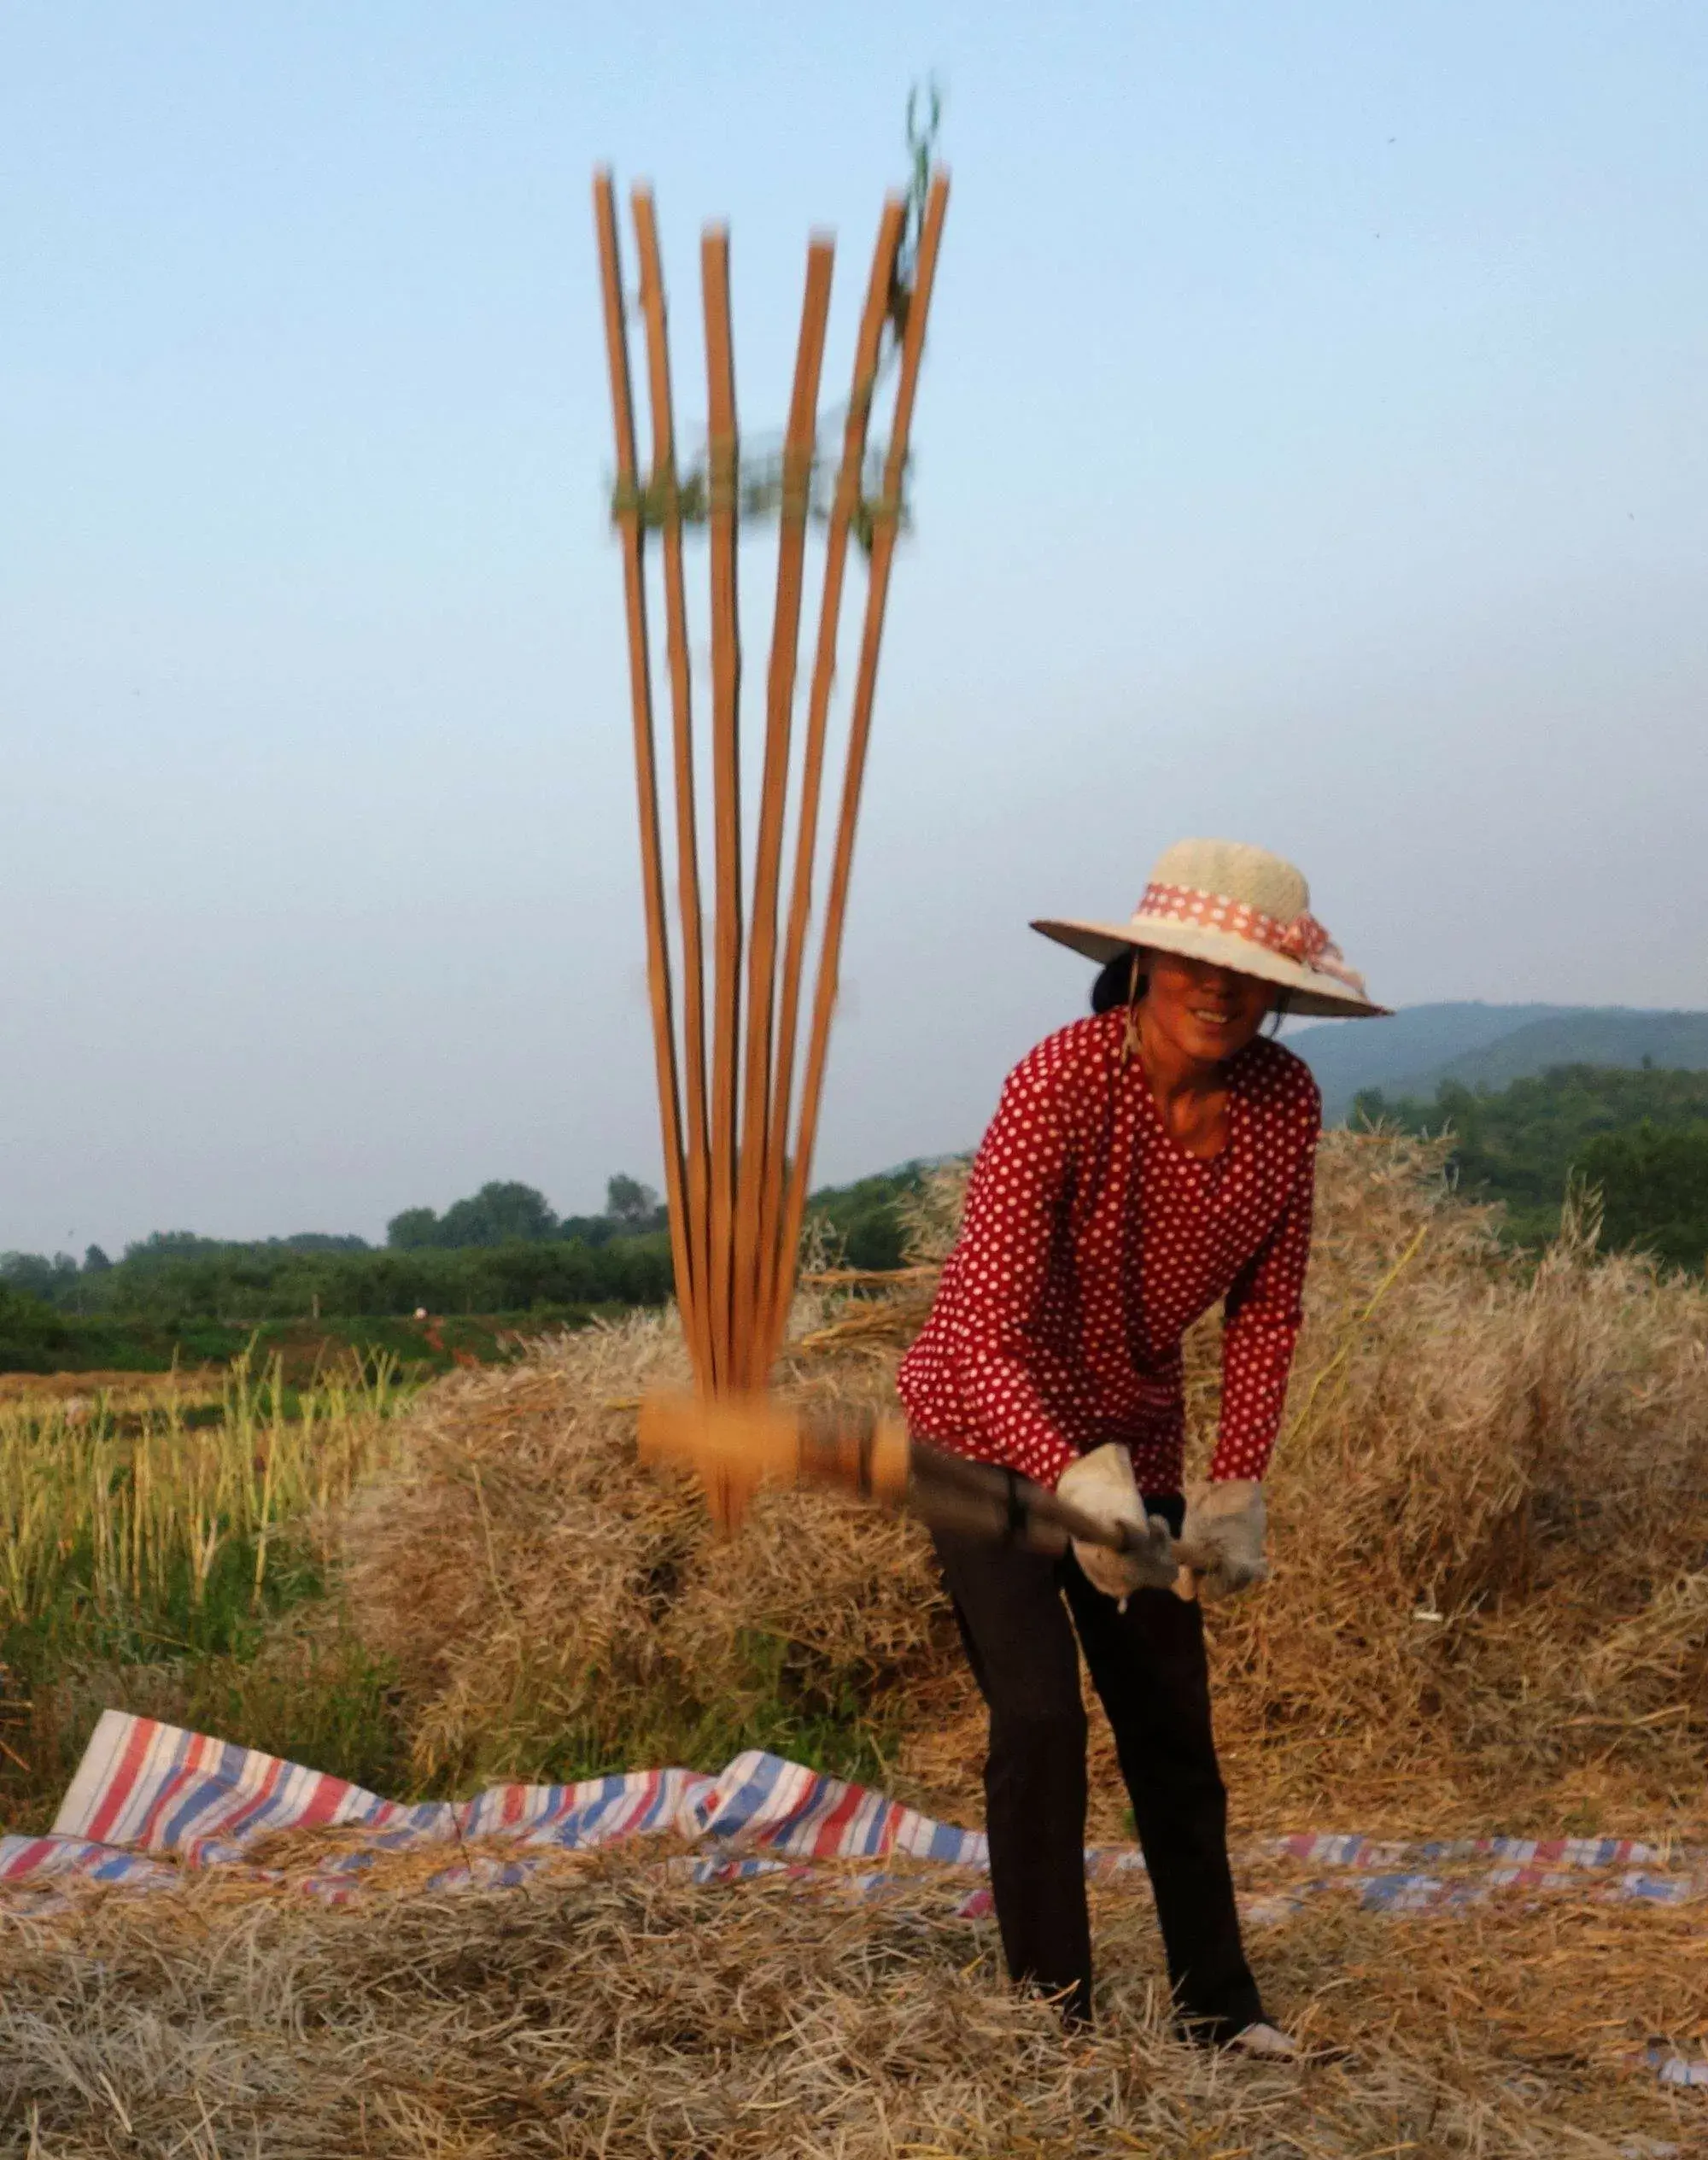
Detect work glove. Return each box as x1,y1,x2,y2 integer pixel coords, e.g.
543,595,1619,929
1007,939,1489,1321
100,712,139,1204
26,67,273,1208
1056,1443,1179,1601
1181,1478,1268,1601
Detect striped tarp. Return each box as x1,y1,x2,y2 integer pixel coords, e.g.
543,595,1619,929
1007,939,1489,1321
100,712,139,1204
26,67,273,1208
3,1709,1705,2088
0,1710,986,1906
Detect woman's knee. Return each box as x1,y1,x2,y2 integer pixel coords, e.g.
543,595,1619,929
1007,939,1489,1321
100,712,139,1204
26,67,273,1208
989,1696,1089,1768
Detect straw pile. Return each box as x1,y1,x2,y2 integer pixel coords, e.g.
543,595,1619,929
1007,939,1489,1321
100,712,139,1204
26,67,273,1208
1202,1132,1708,1829
339,1302,948,1788
342,1129,1708,1836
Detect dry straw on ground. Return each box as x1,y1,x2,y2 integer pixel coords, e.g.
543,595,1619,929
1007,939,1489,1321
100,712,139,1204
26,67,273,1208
3,1847,1704,2157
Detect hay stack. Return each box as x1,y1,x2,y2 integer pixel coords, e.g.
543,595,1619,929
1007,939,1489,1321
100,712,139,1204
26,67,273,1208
1208,1131,1708,1826
341,1131,1708,1841
340,1312,947,1789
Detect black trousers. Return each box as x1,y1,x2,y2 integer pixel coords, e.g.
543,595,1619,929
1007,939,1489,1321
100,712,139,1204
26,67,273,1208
933,1501,1262,2040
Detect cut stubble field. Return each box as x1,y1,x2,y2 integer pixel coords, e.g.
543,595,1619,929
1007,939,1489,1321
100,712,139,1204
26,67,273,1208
2,1132,1705,2156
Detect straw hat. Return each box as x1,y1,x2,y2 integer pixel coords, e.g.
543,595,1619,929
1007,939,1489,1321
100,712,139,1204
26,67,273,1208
1032,838,1388,1021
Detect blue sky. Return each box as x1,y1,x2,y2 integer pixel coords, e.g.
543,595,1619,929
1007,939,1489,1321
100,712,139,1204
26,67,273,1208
3,2,1705,1251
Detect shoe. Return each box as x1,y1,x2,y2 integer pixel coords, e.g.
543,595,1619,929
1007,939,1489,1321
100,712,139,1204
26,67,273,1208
1225,2021,1301,2061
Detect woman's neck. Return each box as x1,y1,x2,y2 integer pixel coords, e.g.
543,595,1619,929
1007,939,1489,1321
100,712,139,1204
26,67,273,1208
1135,1002,1226,1106
1133,1003,1234,1159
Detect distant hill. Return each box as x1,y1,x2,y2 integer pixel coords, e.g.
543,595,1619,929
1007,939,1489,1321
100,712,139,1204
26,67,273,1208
1287,1004,1708,1124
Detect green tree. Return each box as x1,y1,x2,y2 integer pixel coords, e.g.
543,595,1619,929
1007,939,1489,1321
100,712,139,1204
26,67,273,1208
805,1162,933,1272
1,1252,66,1303
1366,1064,1708,1257
605,1174,662,1226
387,1206,442,1251
436,1181,559,1248
0,1282,72,1369
1576,1123,1708,1273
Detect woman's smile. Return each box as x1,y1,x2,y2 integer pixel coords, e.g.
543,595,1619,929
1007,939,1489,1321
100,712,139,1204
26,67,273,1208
1144,952,1276,1074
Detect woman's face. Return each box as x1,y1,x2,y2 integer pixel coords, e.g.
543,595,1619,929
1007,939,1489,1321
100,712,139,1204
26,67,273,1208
1142,951,1274,1067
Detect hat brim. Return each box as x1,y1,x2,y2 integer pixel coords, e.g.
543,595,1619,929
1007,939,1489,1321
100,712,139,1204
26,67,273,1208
1031,916,1390,1021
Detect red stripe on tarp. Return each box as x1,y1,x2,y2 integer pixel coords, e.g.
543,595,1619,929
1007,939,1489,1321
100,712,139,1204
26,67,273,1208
810,1778,868,1859
292,1767,357,1830
84,1715,161,1846
0,1838,58,1880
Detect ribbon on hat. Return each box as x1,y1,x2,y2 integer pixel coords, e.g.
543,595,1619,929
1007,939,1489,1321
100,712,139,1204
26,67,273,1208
1135,882,1370,997
1275,910,1369,993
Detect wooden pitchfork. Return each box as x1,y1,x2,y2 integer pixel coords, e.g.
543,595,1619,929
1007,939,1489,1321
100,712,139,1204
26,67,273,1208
635,1392,1221,1595
594,161,949,1525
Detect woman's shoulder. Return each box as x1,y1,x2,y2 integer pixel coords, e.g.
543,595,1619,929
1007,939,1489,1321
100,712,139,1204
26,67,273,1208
1232,1035,1323,1127
1004,1010,1123,1099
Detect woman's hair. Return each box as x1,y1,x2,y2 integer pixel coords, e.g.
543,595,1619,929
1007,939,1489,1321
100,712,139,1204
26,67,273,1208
1088,947,1293,1036
1090,950,1145,1015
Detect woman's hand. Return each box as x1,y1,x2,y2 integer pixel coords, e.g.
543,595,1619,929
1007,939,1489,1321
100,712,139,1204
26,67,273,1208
1056,1443,1179,1599
1181,1478,1269,1599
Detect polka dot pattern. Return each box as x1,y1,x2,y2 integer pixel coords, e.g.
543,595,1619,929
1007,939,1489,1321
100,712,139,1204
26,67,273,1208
897,1010,1321,1496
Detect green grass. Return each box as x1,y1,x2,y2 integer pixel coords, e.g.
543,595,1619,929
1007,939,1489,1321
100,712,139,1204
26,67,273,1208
0,1349,418,1829
501,1626,905,1796
0,1346,898,1836
0,1305,625,1381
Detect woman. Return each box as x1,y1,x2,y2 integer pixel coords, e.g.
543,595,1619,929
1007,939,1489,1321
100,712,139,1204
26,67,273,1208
897,838,1384,2055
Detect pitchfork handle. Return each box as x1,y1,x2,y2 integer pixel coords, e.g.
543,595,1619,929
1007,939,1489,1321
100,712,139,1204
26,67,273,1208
908,1441,1214,1572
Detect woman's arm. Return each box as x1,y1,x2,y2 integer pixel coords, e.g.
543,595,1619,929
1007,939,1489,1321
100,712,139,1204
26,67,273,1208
945,1063,1089,1490
1211,1143,1317,1484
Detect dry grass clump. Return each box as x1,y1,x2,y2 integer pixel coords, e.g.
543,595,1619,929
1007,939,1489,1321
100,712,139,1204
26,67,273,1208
340,1314,947,1789
2,1850,1701,2157
1204,1132,1708,1825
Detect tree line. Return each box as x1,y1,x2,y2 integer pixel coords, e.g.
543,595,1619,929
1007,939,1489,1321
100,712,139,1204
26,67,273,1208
1354,1062,1708,1270
1,1177,675,1330
0,1166,935,1361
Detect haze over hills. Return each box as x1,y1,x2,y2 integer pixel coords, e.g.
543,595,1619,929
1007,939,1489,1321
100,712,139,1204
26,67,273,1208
1287,1005,1708,1125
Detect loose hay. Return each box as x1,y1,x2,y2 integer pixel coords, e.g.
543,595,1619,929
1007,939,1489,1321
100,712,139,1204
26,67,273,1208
1,1851,1701,2157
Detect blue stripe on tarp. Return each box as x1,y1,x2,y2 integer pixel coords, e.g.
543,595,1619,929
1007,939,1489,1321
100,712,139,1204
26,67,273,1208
694,1751,790,1838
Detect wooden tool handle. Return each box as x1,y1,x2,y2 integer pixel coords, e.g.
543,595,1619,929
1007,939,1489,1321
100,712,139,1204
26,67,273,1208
637,1394,1217,1587
910,1441,1214,1572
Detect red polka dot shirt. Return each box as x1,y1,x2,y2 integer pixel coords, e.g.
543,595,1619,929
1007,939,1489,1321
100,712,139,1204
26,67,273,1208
896,1010,1320,1495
